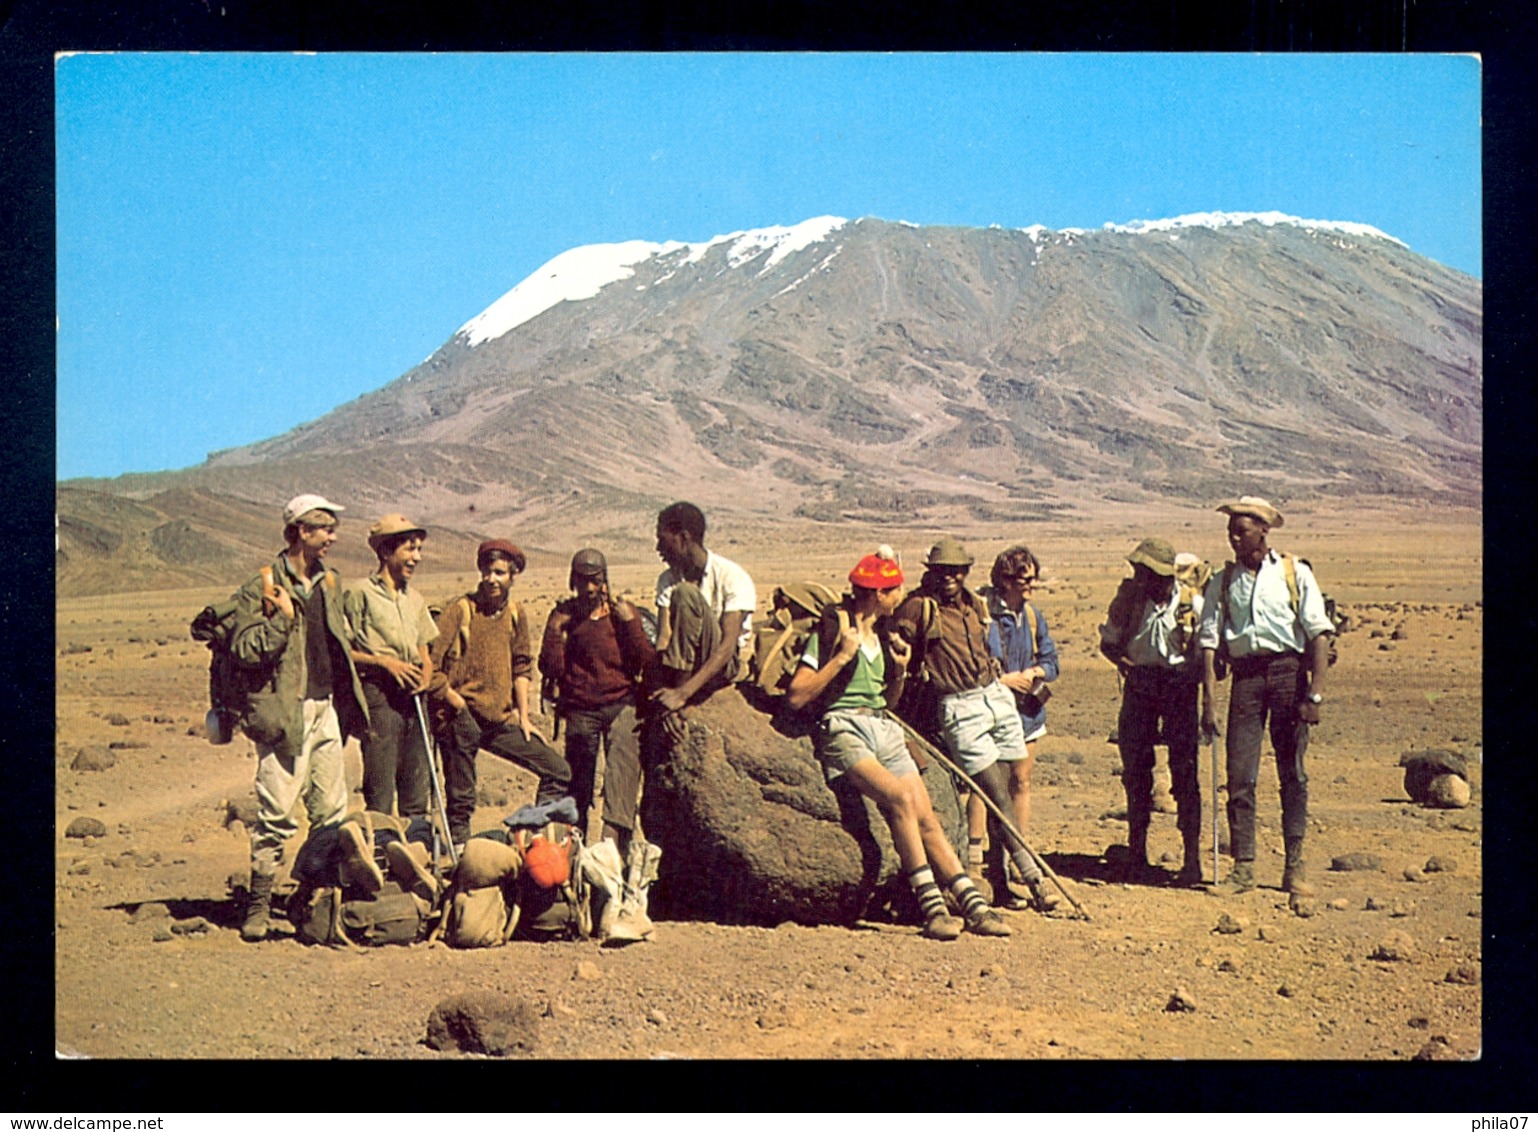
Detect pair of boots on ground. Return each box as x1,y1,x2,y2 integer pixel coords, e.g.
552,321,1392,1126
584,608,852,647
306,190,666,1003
1210,836,1316,898
1120,812,1205,888
963,761,1061,915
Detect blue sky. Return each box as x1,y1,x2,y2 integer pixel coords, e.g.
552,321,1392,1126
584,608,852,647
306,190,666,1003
56,53,1481,480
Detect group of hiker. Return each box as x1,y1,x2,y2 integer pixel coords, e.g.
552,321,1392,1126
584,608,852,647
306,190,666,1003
218,490,1334,946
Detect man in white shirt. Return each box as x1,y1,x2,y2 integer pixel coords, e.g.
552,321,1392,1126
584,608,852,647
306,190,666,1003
1198,496,1335,898
1099,537,1205,887
648,501,757,740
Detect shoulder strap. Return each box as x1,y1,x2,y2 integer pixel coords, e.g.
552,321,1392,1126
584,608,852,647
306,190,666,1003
1219,562,1236,629
1024,601,1038,653
1279,552,1301,616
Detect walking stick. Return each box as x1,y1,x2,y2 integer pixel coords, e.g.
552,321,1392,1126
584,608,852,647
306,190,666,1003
892,716,1090,921
1206,724,1221,883
412,693,459,871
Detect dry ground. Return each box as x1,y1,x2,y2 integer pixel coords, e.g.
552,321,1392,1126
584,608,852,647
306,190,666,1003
53,505,1482,1061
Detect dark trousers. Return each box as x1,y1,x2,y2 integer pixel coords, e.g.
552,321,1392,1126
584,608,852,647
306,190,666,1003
1118,667,1201,841
564,700,642,833
439,706,572,845
1224,652,1310,861
360,680,429,820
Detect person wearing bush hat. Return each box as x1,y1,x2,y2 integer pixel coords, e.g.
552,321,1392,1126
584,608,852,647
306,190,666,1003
343,515,439,821
426,538,572,851
1100,536,1206,886
231,494,370,942
786,547,1008,941
895,538,1060,915
1198,494,1335,900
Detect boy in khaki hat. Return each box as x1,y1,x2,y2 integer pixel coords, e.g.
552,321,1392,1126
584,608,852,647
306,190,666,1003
342,514,438,820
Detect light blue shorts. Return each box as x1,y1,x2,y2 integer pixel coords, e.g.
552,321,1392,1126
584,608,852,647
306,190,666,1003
939,680,1029,775
813,711,918,784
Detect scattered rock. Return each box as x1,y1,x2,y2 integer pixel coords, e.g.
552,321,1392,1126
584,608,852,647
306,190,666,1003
1165,987,1198,1013
130,902,170,923
1277,984,1296,998
1289,898,1318,918
1389,902,1414,918
1427,775,1471,809
108,740,149,750
425,992,540,1056
1403,867,1429,884
1258,925,1285,942
1217,958,1241,973
61,642,92,655
1213,914,1247,935
1330,853,1381,872
64,817,108,840
1450,820,1477,833
105,713,131,726
1408,1016,1430,1029
1370,931,1417,962
575,961,602,982
1423,856,1458,874
151,926,174,943
646,1009,668,1026
1390,625,1409,640
1327,898,1349,911
1400,750,1468,804
170,917,210,935
221,798,259,829
71,747,116,772
1445,965,1479,986
1412,1039,1454,1061
1365,896,1387,911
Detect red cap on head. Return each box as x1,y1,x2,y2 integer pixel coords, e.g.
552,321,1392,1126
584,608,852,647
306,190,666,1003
477,539,526,573
849,553,904,590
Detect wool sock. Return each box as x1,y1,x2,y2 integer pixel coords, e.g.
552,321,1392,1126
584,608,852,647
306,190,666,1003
946,872,990,921
906,865,949,921
1009,847,1043,884
967,837,985,866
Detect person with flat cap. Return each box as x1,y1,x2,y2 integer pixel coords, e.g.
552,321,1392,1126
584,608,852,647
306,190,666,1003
1196,496,1335,898
229,493,370,942
1099,537,1205,885
788,548,1010,940
426,539,573,850
342,514,438,820
540,548,655,854
892,537,1060,914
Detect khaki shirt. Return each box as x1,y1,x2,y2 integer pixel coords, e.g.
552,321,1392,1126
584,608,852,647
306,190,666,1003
894,588,1000,696
341,573,439,662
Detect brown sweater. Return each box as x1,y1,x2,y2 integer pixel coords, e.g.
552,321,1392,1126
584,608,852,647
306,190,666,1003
539,599,655,711
426,595,531,725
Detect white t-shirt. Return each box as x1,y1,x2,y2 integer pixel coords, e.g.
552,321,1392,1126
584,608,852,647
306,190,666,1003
655,550,757,655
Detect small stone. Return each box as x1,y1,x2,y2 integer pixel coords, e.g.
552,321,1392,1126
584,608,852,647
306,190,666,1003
1289,898,1319,919
425,992,540,1056
1217,957,1241,973
1214,913,1247,935
108,740,149,750
1445,965,1479,986
575,961,602,982
61,642,92,655
1450,820,1477,833
1408,1016,1430,1029
1389,902,1414,918
106,713,130,726
1391,625,1409,640
1166,987,1198,1013
1327,898,1349,911
1424,856,1457,873
170,917,210,935
1256,925,1284,943
65,817,108,839
1413,1040,1451,1061
1403,867,1429,884
151,925,174,942
71,747,116,772
130,902,171,923
1331,853,1381,872
1427,775,1470,808
1370,930,1416,962
646,1009,667,1026
1277,984,1296,998
1365,896,1387,911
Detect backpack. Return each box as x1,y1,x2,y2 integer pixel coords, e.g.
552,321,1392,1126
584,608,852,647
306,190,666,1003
294,881,427,947
748,582,841,696
189,566,273,745
1216,553,1340,673
508,822,590,942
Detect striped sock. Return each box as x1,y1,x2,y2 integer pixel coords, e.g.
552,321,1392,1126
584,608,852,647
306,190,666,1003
946,872,990,920
906,866,949,921
967,838,985,866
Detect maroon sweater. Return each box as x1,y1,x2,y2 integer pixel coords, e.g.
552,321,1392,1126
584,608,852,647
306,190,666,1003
539,600,655,711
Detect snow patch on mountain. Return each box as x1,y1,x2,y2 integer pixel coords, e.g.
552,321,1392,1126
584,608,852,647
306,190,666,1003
1104,211,1406,247
682,216,848,272
458,239,685,346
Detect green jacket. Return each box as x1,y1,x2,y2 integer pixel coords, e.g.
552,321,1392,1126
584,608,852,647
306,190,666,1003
230,552,369,757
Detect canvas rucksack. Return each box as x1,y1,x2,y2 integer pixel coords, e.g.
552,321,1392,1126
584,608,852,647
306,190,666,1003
509,822,590,942
294,881,427,947
1216,553,1341,674
189,566,273,745
748,582,841,696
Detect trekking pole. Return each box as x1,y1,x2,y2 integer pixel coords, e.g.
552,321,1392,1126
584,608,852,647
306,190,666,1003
1206,725,1220,884
892,716,1090,921
412,693,459,870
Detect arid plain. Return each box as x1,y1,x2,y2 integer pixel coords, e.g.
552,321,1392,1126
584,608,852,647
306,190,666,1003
54,501,1482,1060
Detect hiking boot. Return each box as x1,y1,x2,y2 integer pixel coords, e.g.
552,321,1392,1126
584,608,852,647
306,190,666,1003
964,908,1013,938
1282,838,1316,897
922,912,964,941
964,862,993,906
385,839,438,902
1026,878,1061,913
1208,860,1256,896
338,821,384,895
991,884,1032,912
1173,860,1204,888
240,873,274,943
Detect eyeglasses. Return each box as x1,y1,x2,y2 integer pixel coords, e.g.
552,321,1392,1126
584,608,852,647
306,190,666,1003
1005,573,1037,586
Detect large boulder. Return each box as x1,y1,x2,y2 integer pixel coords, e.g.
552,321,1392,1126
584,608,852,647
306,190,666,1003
639,689,967,926
1400,749,1470,805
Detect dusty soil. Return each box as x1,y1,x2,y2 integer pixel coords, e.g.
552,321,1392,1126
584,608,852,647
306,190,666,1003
53,506,1483,1061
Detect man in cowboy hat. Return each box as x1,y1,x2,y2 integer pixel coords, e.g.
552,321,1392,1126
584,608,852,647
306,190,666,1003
1197,496,1335,898
1099,537,1205,886
426,539,573,850
342,514,438,820
540,548,655,853
892,537,1059,914
229,493,370,941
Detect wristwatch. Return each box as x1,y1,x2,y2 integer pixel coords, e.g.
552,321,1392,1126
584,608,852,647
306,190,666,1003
1305,692,1323,705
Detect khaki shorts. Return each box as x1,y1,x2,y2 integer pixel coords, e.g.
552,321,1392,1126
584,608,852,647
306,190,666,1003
813,711,918,784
